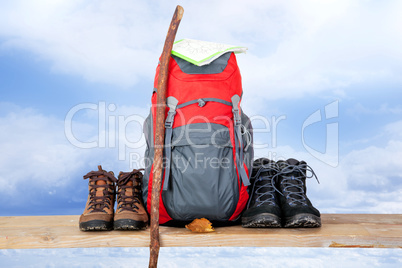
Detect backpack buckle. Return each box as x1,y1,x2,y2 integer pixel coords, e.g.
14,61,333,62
165,96,179,129
231,94,241,126
232,108,241,126
198,98,206,107
165,111,176,128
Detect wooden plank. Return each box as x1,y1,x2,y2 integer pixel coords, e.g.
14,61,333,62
0,214,401,249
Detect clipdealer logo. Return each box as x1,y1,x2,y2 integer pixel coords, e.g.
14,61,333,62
302,100,339,167
64,100,339,168
64,101,145,161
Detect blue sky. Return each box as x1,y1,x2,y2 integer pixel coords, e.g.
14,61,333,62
1,0,402,217
1,0,402,266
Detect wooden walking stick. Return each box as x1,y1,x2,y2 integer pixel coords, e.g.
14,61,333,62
149,5,184,268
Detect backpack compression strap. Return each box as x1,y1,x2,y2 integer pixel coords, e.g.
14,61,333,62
163,96,179,191
231,95,251,187
162,96,250,191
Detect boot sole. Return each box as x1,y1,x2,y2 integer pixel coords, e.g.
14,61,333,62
242,213,282,228
79,220,113,231
113,219,148,230
284,213,321,228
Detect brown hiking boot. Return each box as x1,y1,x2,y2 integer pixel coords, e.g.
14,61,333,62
114,169,149,230
79,165,117,231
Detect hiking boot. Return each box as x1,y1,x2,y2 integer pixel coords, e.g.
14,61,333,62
277,158,321,228
114,169,149,230
79,165,117,231
242,158,282,228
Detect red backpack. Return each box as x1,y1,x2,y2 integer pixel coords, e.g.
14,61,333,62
142,51,253,224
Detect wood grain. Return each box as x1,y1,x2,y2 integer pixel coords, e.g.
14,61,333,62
0,214,401,249
149,5,184,267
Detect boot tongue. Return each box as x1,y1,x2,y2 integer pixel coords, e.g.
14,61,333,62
117,176,134,202
117,171,142,208
125,180,134,198
254,169,275,203
287,158,299,166
255,171,272,186
95,166,107,197
94,182,107,207
285,172,305,202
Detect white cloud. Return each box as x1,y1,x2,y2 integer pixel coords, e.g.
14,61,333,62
0,0,164,87
1,1,402,215
236,0,402,99
0,102,147,203
1,0,401,97
327,139,402,213
0,105,84,193
2,247,401,268
251,115,402,214
1,101,402,214
384,120,402,139
347,103,402,120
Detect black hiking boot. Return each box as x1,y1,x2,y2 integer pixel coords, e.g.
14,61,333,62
242,158,282,228
277,158,321,228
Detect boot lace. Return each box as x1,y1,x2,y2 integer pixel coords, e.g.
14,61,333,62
117,169,144,212
247,162,280,208
276,162,319,206
83,170,117,213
